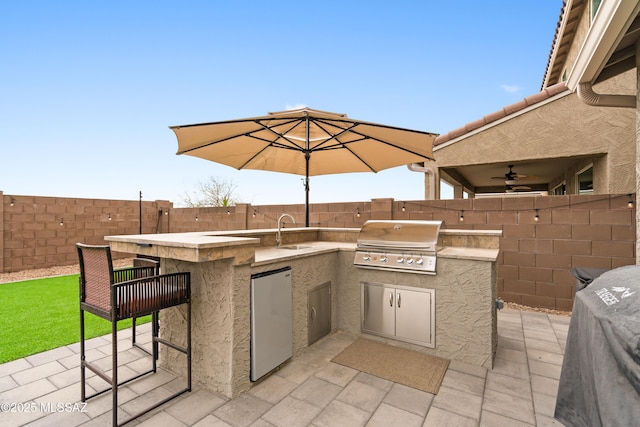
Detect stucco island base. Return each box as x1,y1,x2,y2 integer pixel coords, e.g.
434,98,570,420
106,228,499,398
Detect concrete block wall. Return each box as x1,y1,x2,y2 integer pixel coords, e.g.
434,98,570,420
2,193,171,272
2,192,635,310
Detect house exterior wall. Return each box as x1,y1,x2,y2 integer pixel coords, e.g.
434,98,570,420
433,70,636,195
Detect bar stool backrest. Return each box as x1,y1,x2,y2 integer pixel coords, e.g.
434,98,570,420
78,244,114,313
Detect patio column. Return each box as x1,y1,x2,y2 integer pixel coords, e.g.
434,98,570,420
453,184,465,199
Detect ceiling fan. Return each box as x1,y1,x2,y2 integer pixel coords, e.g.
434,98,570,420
491,165,536,192
491,165,537,184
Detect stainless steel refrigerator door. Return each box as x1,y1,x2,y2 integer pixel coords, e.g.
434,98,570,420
250,267,293,381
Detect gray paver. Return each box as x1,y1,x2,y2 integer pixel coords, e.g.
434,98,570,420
368,402,424,427
440,368,486,397
335,379,387,412
248,373,298,405
485,370,531,400
482,388,535,425
290,377,342,409
530,374,559,397
261,396,322,427
165,389,227,426
314,362,358,387
0,308,569,427
213,393,272,427
312,399,370,427
25,346,75,367
137,410,188,426
11,361,66,386
480,410,535,426
431,385,482,421
423,406,477,427
382,383,433,417
0,358,32,378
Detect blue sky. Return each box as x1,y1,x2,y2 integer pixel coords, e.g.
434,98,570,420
1,1,561,206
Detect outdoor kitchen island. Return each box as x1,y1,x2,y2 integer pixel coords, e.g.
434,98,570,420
105,226,500,398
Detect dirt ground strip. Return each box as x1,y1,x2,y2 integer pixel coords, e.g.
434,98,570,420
0,259,571,316
0,258,135,284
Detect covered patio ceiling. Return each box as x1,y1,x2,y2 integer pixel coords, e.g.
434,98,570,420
439,156,595,193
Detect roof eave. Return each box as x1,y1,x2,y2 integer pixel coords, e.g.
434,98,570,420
567,0,640,90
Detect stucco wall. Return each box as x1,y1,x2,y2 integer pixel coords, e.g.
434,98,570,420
337,251,497,368
160,252,340,397
433,71,636,195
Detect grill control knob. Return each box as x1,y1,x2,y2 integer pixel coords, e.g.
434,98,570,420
380,256,387,263
396,257,405,264
406,258,414,265
416,258,424,265
363,255,371,262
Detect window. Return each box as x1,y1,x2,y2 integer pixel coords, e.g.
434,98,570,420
591,0,602,21
576,165,593,194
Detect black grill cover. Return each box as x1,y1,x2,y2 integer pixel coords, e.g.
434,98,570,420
555,265,640,427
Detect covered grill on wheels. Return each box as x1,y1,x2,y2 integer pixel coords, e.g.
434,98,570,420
353,220,442,275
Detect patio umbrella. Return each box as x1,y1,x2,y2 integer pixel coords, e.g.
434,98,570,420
171,107,438,226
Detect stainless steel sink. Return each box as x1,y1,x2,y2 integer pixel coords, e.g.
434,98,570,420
279,245,313,250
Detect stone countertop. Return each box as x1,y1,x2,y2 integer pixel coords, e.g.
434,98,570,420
255,242,499,265
105,231,261,248
105,228,500,265
438,246,499,261
253,241,355,266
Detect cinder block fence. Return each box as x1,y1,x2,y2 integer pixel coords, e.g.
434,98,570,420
1,191,634,311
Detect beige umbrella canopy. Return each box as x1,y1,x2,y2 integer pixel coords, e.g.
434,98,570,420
171,107,437,226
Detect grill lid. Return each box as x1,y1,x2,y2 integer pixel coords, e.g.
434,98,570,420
356,220,442,251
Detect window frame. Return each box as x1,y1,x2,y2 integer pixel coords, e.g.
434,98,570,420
576,164,594,195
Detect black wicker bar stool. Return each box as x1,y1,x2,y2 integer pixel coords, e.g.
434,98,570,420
77,244,191,427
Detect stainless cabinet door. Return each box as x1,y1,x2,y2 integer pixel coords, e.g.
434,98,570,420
395,288,432,345
308,282,331,345
362,283,395,336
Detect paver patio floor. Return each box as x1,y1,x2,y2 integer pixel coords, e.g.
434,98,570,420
0,308,568,426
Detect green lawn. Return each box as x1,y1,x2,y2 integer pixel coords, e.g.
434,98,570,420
0,274,150,364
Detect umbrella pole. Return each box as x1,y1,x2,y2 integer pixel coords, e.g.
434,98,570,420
305,114,310,227
305,152,310,227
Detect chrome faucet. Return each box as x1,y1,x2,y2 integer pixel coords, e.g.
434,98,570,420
276,213,295,247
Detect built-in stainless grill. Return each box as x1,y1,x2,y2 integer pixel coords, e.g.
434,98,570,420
353,220,442,275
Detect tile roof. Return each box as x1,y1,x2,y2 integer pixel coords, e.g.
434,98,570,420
433,82,569,147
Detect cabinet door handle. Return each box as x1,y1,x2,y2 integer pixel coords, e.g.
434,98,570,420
310,307,317,323
389,292,394,307
397,292,401,308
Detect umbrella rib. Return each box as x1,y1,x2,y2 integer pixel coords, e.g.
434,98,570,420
176,117,309,154
307,118,356,150
255,118,307,151
308,118,434,158
307,118,433,161
316,119,434,160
